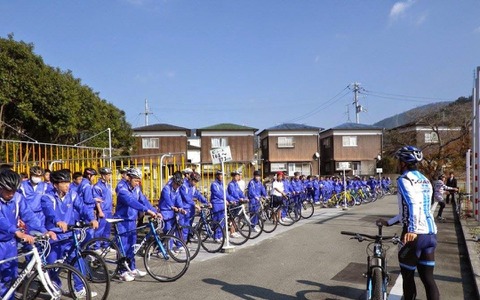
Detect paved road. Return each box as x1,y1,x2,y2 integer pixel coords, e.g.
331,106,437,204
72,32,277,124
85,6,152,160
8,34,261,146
106,195,476,300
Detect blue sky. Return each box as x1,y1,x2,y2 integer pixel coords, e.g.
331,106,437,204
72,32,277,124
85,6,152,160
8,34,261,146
1,0,479,131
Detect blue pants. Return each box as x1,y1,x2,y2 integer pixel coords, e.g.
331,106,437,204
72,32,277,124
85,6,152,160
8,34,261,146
117,221,137,272
0,239,17,300
47,237,84,292
211,202,225,239
95,212,112,248
182,205,195,240
249,199,260,226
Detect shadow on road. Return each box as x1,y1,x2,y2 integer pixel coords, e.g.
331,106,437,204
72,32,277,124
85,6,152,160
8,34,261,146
203,278,297,299
296,279,365,299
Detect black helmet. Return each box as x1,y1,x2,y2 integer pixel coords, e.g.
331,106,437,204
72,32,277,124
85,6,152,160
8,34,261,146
99,167,112,175
29,166,44,176
171,171,184,186
50,169,72,184
0,169,21,191
190,172,201,182
83,168,97,177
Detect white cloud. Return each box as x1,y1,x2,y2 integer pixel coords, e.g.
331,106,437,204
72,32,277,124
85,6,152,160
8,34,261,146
389,0,416,21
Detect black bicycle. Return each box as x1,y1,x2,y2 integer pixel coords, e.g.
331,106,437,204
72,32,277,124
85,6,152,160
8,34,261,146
341,224,400,300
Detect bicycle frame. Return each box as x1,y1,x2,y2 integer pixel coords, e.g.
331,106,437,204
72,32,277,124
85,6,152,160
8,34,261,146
1,240,60,300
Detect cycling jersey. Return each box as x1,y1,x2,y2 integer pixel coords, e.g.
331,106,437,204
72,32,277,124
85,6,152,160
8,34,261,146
387,170,436,235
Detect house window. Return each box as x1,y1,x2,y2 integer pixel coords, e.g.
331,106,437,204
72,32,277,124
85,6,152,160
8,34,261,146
342,136,357,147
425,132,439,144
142,138,159,149
323,138,331,148
211,137,228,148
277,137,295,148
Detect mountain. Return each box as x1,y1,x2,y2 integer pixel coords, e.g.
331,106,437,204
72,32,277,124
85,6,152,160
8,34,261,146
373,102,452,129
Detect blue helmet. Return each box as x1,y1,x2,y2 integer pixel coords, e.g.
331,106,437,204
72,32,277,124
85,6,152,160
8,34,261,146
394,146,423,164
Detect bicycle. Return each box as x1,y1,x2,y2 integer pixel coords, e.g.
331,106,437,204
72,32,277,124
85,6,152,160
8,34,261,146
327,191,356,208
7,234,92,300
456,192,472,218
300,195,315,219
83,216,190,282
193,205,225,253
258,197,278,233
166,212,201,260
222,202,252,245
275,196,299,226
56,222,110,300
341,224,400,300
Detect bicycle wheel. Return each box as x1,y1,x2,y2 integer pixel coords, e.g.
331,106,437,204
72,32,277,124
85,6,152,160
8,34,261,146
23,263,92,300
183,226,201,260
260,207,278,233
288,202,301,222
300,200,314,219
70,250,110,300
248,212,263,239
82,237,121,276
229,215,251,245
371,266,384,300
143,235,190,282
198,220,225,253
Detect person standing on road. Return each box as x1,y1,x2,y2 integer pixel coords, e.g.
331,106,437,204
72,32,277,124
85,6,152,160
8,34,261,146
445,172,457,204
433,174,458,221
271,171,287,222
247,170,266,232
377,146,439,300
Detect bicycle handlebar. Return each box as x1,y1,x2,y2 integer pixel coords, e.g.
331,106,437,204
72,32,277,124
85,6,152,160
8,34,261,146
340,231,399,243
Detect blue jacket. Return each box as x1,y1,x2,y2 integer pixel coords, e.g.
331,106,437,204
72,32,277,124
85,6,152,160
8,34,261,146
77,178,95,207
210,179,234,205
93,179,113,213
41,189,93,239
227,181,245,202
158,184,183,220
114,183,155,222
247,179,266,200
18,180,48,213
0,193,47,242
179,181,207,207
290,179,304,194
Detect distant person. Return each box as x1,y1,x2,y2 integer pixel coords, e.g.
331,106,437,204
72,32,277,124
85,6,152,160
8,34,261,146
445,172,457,204
433,174,458,221
377,146,439,300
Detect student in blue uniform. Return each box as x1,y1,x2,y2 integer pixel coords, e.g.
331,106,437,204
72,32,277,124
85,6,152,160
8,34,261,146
247,170,266,232
113,168,160,282
41,169,96,298
93,167,113,250
210,171,234,242
158,171,185,234
0,169,56,299
18,166,48,227
179,172,209,240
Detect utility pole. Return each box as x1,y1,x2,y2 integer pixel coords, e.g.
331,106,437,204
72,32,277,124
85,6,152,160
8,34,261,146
350,82,365,124
143,99,153,126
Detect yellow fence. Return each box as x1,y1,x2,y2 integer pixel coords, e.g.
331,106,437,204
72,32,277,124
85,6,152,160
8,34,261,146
1,139,257,204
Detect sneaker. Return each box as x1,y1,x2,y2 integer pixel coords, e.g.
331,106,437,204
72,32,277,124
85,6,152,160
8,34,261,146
119,272,135,282
130,269,147,277
252,226,259,233
314,202,320,205
93,249,104,256
230,232,241,238
74,288,98,298
214,238,222,243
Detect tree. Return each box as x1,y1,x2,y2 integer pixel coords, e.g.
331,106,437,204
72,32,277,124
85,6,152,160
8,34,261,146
0,34,133,152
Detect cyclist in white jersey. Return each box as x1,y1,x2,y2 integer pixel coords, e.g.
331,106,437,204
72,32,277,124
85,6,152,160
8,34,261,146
378,146,439,300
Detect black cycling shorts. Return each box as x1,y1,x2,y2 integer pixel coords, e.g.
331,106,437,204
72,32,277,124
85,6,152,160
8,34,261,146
271,195,284,208
398,233,437,270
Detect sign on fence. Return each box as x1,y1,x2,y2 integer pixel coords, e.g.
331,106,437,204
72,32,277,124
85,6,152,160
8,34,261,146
210,146,232,164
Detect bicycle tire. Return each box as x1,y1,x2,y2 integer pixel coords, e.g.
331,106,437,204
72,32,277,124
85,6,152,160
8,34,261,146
288,202,301,222
260,207,278,233
229,215,251,245
300,201,314,219
23,263,92,300
143,235,190,282
183,226,201,260
198,220,225,253
371,266,384,300
70,250,110,300
82,237,121,276
248,212,263,239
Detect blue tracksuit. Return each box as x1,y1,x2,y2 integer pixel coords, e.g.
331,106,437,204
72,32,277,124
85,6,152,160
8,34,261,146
18,180,49,228
0,193,47,299
210,179,234,239
158,183,183,233
114,182,155,272
179,180,207,239
93,179,113,243
247,178,266,226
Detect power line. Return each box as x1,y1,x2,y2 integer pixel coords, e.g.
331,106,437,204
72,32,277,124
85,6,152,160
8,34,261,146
362,90,453,102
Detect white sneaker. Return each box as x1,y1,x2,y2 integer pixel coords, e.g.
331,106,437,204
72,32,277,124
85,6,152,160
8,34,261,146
252,227,259,233
230,232,240,238
130,269,147,277
93,249,104,256
214,238,222,243
119,272,135,282
74,288,98,298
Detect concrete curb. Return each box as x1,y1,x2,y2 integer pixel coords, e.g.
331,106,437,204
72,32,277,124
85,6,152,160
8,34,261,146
460,217,480,300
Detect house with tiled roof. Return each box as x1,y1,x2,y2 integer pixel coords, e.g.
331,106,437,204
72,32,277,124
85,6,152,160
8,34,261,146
132,123,190,160
319,122,383,176
258,123,323,176
196,123,258,164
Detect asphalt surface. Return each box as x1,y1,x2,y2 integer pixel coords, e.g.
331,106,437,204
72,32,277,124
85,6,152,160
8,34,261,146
105,195,476,300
